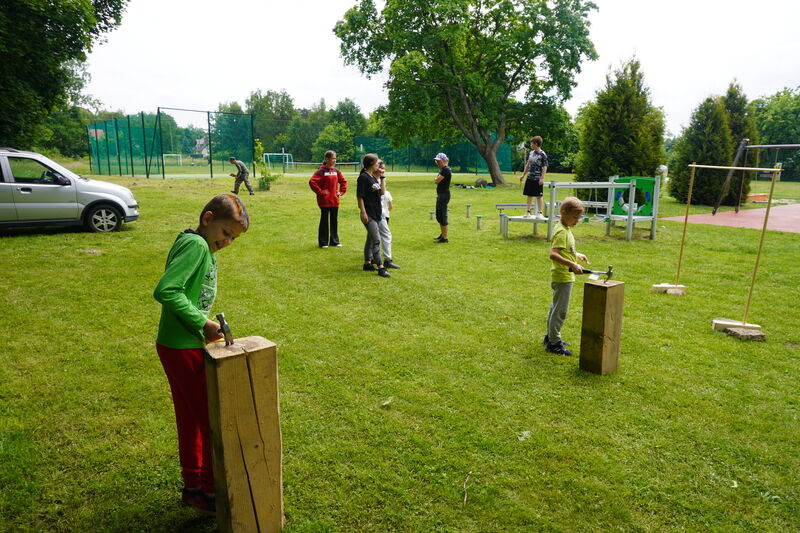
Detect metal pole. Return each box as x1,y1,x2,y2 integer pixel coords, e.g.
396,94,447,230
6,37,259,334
87,126,95,174
735,150,748,213
674,165,697,286
114,117,123,176
158,108,165,179
208,112,214,179
713,138,749,215
250,113,255,179
742,163,782,324
141,112,150,178
127,116,135,177
103,121,111,175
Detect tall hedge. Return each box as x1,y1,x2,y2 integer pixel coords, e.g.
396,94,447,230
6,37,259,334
574,59,664,199
669,97,734,204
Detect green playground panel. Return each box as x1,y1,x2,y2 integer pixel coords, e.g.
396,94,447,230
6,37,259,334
611,176,656,217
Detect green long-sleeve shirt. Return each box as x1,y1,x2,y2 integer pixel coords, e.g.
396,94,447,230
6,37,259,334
154,230,217,349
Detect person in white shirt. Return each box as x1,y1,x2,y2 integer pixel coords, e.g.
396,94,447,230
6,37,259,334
377,160,400,269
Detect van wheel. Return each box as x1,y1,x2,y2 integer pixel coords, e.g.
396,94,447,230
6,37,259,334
86,205,122,232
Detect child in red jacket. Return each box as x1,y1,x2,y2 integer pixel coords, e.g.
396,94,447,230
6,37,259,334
309,150,348,248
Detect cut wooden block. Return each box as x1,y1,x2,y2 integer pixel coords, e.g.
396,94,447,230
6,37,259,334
206,336,284,533
580,280,625,375
711,318,761,332
652,283,686,295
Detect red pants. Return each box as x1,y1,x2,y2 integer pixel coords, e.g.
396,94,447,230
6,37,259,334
156,344,214,494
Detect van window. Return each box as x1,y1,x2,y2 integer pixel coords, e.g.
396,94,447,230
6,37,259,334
8,157,62,184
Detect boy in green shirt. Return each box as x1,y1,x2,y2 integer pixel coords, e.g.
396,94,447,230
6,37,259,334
545,197,589,356
153,193,250,515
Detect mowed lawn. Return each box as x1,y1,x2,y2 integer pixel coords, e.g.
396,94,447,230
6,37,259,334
1,172,798,532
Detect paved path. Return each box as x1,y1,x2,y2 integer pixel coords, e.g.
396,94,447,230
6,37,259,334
662,203,800,234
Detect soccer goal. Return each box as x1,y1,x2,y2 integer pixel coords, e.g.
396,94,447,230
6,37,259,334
264,152,295,170
163,153,183,166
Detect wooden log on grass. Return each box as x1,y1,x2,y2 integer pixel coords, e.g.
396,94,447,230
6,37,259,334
206,336,283,532
579,280,625,375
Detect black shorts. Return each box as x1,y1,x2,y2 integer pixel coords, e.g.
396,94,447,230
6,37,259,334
523,178,543,197
436,193,450,225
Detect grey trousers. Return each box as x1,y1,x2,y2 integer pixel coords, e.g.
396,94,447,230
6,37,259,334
233,175,254,194
378,217,392,261
363,218,382,265
547,281,574,342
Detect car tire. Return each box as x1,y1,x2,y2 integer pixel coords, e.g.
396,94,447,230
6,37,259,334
85,204,123,233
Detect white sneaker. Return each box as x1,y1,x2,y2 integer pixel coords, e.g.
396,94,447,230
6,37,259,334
523,211,532,218
535,213,547,220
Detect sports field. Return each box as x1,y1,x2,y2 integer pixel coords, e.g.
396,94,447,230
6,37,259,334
1,172,798,532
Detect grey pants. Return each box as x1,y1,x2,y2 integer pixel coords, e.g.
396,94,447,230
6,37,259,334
378,217,392,261
363,218,382,265
233,175,253,194
547,281,573,342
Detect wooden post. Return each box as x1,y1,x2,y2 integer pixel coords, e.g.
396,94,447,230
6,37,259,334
579,281,625,375
206,336,283,533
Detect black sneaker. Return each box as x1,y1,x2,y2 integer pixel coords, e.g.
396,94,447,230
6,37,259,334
377,268,391,278
433,235,442,241
384,260,400,269
181,488,216,516
363,263,377,271
434,237,449,243
543,334,549,347
545,340,573,356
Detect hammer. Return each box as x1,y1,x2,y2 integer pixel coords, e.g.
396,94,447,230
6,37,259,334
216,312,234,346
572,264,614,282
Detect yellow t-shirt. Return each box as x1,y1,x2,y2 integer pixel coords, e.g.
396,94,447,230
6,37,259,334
550,223,576,283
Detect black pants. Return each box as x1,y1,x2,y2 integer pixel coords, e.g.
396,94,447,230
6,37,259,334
436,193,450,226
318,206,340,247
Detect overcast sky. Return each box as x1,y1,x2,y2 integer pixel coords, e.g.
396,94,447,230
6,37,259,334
86,0,800,136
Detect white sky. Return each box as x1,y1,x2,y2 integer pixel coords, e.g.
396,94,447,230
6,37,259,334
86,0,800,136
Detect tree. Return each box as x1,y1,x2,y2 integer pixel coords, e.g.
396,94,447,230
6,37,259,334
0,0,129,147
330,98,367,136
722,81,759,151
284,118,325,162
574,59,665,190
312,122,354,162
753,87,800,181
670,97,733,205
334,0,597,185
245,89,297,153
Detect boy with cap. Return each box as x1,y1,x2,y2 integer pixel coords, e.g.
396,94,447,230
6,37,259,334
433,153,451,243
229,157,254,196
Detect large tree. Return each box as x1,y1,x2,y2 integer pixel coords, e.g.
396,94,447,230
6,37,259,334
245,89,298,153
334,0,597,185
722,81,759,151
670,97,734,205
574,58,665,188
753,87,800,181
330,98,367,136
0,0,128,147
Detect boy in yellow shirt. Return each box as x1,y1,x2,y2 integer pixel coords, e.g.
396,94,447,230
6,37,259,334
545,197,589,356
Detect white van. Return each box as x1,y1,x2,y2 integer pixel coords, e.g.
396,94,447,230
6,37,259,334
0,147,139,232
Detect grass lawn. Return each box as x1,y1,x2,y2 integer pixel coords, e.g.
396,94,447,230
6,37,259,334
1,171,798,532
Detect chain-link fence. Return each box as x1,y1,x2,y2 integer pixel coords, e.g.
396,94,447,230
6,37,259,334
88,108,254,178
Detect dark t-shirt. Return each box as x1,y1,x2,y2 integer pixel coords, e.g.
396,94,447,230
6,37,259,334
356,170,382,221
526,150,548,179
436,165,452,195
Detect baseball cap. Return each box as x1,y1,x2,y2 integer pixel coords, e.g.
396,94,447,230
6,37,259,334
433,153,448,161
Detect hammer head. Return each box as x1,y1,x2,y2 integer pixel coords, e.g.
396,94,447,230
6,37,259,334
216,312,234,346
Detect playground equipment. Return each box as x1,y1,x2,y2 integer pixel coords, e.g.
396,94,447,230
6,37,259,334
500,176,661,241
712,139,800,215
653,162,783,338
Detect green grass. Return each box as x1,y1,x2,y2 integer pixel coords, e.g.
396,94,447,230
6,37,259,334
1,172,799,532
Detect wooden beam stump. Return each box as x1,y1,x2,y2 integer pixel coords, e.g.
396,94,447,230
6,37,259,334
579,280,625,375
206,336,284,533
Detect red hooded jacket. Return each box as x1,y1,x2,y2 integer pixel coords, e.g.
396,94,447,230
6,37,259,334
309,165,347,207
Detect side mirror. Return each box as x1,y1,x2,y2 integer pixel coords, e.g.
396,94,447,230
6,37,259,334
55,174,70,186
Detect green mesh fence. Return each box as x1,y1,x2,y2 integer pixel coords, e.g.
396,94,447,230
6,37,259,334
88,108,253,178
354,135,512,174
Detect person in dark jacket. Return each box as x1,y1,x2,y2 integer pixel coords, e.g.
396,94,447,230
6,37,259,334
309,150,348,248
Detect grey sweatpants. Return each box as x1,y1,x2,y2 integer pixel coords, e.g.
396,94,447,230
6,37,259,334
378,217,392,261
363,218,382,265
546,281,574,342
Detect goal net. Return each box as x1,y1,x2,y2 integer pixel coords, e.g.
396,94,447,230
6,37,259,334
264,153,294,170
163,154,183,166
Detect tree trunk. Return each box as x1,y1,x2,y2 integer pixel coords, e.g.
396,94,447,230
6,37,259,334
478,145,507,185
